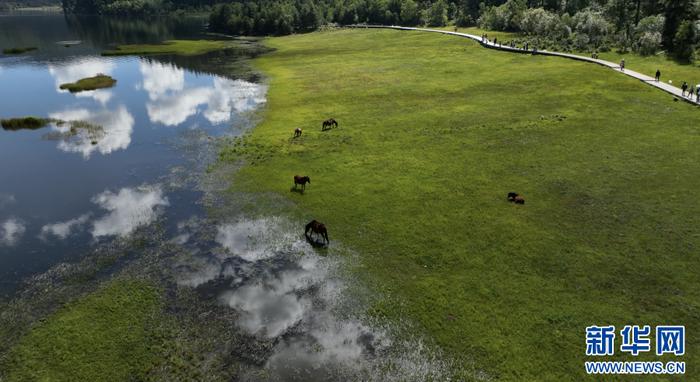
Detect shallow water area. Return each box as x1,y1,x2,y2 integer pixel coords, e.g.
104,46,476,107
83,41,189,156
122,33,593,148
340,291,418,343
0,13,266,294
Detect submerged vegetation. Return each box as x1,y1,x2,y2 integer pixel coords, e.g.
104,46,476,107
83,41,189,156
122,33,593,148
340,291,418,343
44,120,106,145
102,40,231,56
1,117,53,131
59,74,117,93
2,47,37,54
2,117,105,146
1,117,104,139
222,29,700,379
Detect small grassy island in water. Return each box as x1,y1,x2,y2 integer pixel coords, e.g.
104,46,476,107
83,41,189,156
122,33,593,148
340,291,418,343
2,117,104,144
102,40,230,56
2,47,37,54
1,117,53,130
59,74,117,93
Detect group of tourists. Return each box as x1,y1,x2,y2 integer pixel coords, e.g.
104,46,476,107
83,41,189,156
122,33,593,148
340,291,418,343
680,81,700,102
477,35,698,103
480,34,535,52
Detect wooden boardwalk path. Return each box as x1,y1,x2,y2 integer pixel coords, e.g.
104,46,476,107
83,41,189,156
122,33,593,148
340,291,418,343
350,25,699,106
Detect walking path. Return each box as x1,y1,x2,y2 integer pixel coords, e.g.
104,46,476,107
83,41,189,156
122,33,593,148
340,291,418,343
349,25,699,106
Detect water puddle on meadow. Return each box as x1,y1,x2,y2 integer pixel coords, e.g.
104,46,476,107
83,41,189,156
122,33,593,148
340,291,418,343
167,212,454,380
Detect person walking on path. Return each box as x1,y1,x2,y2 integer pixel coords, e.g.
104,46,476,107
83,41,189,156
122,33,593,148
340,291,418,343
620,59,625,71
696,86,700,102
689,84,696,98
655,69,661,82
681,81,688,97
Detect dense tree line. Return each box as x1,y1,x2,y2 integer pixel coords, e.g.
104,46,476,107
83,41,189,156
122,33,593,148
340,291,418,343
208,0,697,59
476,0,697,58
60,0,698,60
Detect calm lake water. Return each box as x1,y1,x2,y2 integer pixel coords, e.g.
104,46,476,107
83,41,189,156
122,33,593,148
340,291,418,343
0,13,266,295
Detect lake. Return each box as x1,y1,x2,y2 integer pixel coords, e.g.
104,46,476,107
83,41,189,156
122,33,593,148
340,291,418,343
0,13,266,294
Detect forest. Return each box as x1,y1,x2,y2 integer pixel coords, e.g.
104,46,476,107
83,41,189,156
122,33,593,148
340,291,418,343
208,0,698,59
60,0,699,60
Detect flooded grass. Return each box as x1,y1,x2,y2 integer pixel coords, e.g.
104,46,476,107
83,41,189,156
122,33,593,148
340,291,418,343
102,40,232,56
0,117,52,130
43,120,105,145
2,47,37,55
59,74,116,93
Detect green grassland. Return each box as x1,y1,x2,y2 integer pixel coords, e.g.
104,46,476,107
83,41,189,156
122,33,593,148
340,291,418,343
595,50,700,88
3,279,164,381
450,26,700,88
59,74,117,92
102,39,231,56
222,28,700,380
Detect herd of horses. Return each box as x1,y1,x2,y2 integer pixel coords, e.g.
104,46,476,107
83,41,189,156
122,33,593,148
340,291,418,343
292,118,339,139
291,118,339,246
291,118,525,247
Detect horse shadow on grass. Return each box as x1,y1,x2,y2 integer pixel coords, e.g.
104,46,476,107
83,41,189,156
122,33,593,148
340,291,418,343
290,187,305,194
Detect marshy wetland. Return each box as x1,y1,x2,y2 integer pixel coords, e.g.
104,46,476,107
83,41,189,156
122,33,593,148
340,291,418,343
3,11,700,381
0,13,453,381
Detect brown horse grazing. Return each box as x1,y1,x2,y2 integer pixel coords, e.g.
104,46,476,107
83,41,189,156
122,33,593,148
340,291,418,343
294,175,310,190
322,118,338,130
305,220,329,244
507,192,525,204
294,128,302,138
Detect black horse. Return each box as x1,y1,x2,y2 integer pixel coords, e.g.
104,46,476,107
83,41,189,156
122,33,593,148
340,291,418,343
322,118,338,131
294,175,310,190
305,220,329,244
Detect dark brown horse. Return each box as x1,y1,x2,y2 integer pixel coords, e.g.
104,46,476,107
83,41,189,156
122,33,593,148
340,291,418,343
305,220,329,244
322,118,338,130
294,175,310,190
507,192,525,204
294,128,302,137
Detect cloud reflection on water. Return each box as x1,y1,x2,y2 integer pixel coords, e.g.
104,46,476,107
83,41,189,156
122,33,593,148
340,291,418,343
91,184,169,238
140,60,266,126
49,105,134,158
0,218,26,246
139,61,184,100
172,217,451,381
39,213,91,240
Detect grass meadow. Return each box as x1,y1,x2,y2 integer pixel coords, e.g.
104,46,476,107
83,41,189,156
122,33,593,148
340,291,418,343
221,28,700,380
452,26,700,89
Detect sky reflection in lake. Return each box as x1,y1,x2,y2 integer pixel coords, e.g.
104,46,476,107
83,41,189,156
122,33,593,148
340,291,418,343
0,54,265,292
